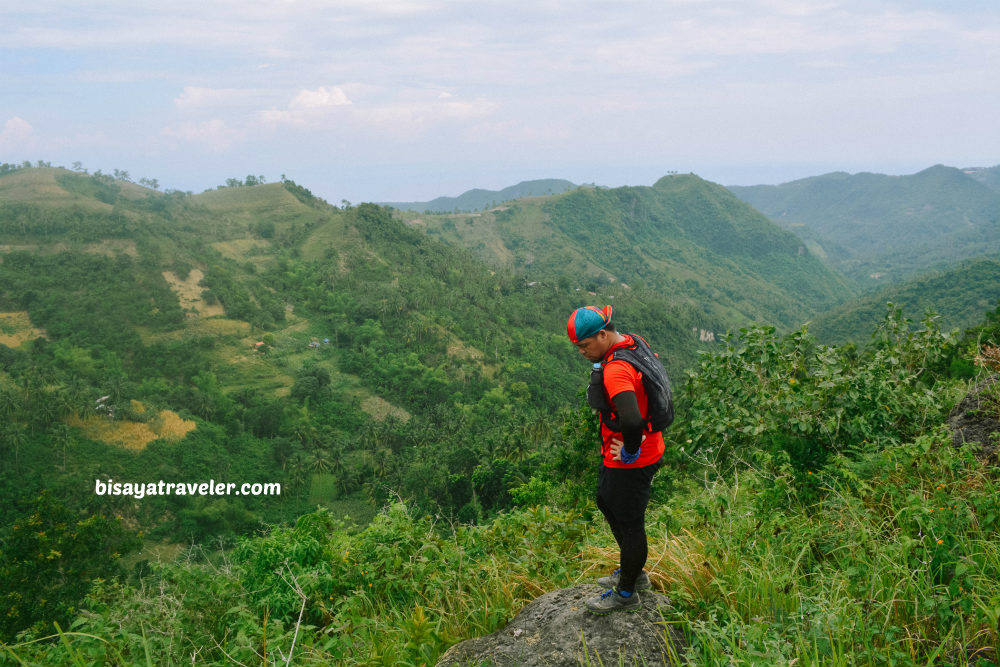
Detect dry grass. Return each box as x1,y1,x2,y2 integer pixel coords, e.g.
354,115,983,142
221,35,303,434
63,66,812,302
360,395,411,422
976,344,1000,371
300,219,356,265
210,239,271,261
136,317,251,346
0,311,47,348
583,528,718,601
0,244,42,254
68,408,196,451
82,239,139,258
0,168,103,208
0,240,137,258
445,335,484,361
161,268,226,317
155,410,198,441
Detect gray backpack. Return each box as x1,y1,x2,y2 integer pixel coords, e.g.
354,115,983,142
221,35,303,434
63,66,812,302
587,334,674,432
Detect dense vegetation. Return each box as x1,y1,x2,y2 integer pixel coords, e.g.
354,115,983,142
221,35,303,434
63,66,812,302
4,300,1000,666
407,174,855,333
0,166,703,645
809,257,1000,346
2,163,1000,666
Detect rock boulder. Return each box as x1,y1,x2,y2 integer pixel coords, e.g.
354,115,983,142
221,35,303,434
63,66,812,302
948,375,1000,460
436,584,684,667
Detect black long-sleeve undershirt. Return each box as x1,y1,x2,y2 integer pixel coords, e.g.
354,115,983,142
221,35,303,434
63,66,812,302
610,390,644,454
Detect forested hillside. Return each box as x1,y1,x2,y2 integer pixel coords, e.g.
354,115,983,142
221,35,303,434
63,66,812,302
729,164,1000,286
403,174,855,332
0,164,712,643
965,164,1000,192
0,165,710,529
4,163,1000,666
809,257,1000,345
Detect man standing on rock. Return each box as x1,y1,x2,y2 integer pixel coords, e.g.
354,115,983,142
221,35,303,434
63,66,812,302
567,305,673,614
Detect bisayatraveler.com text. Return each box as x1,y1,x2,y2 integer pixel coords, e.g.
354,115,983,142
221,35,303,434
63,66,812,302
95,479,281,499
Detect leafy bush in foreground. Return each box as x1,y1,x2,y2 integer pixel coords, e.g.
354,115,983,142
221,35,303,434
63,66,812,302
682,306,955,482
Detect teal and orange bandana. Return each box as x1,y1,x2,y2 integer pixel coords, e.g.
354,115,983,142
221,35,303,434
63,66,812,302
567,305,612,343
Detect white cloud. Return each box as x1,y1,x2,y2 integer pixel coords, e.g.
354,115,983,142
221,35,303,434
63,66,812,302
257,86,352,127
348,91,497,138
255,82,496,139
0,117,33,147
289,86,352,110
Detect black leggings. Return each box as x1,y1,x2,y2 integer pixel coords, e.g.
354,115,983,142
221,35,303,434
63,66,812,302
596,460,660,593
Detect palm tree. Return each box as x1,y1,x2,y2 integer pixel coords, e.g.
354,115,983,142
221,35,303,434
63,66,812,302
286,454,310,500
328,440,350,491
293,416,319,448
520,411,553,453
105,374,129,405
52,423,75,471
1,422,28,470
310,447,332,473
0,387,22,423
61,378,91,418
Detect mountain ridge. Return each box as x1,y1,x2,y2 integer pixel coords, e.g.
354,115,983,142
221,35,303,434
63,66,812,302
406,173,856,333
727,163,1000,285
380,178,577,212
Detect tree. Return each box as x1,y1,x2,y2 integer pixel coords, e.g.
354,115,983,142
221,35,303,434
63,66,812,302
310,447,332,473
52,423,75,470
1,422,28,470
0,492,140,640
0,386,22,423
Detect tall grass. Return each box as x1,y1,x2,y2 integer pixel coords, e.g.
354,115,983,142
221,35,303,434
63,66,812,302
2,504,606,666
7,434,1000,666
647,429,1000,666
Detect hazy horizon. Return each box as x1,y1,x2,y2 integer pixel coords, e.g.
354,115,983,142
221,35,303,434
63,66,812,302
3,1,999,203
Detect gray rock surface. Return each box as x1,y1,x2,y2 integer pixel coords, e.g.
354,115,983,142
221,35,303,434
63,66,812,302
436,584,684,667
948,375,1000,460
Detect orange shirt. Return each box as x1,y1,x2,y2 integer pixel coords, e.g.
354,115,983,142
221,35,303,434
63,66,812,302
599,335,665,469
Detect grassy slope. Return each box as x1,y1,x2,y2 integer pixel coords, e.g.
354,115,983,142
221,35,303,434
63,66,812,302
0,171,404,416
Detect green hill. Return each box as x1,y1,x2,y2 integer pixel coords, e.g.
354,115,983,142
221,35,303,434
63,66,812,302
0,166,711,542
808,256,1000,344
380,178,577,212
728,164,1000,286
404,174,856,333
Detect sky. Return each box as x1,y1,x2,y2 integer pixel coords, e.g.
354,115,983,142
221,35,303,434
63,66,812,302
2,0,999,204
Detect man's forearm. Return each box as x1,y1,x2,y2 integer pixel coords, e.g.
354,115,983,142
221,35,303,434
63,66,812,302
612,391,644,454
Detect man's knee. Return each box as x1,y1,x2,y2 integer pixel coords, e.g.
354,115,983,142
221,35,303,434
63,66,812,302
618,518,647,539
